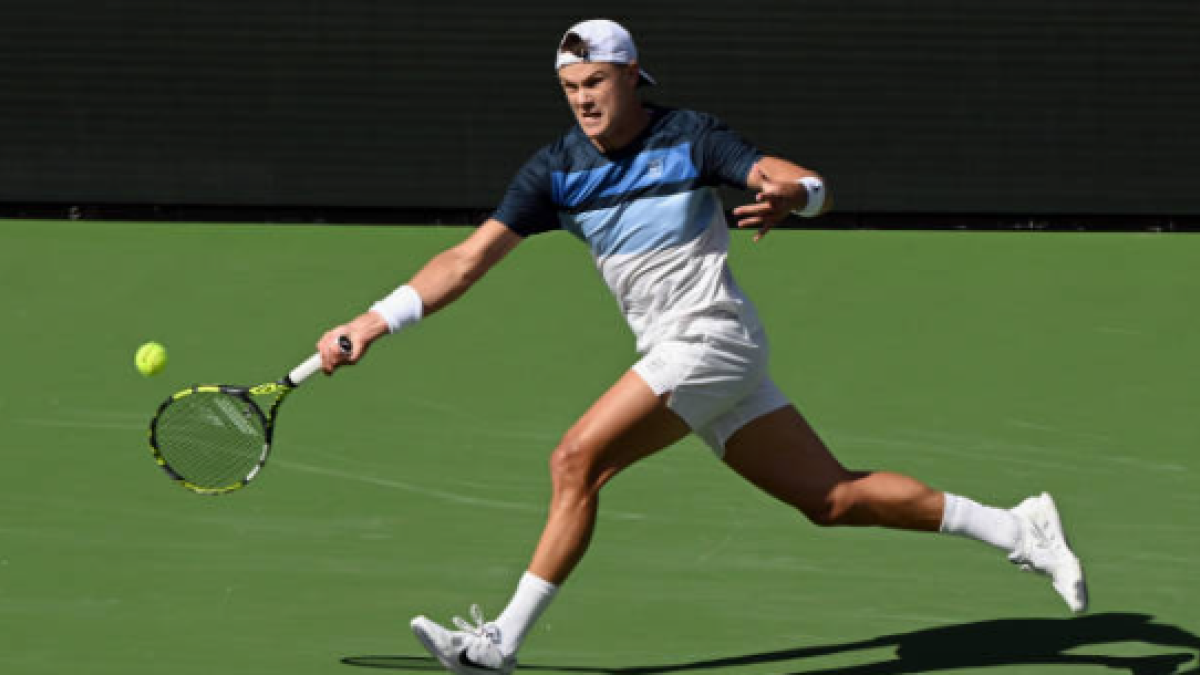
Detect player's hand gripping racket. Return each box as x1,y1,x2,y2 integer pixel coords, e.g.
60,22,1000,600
147,337,351,495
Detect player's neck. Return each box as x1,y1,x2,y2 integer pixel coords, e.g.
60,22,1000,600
590,105,651,154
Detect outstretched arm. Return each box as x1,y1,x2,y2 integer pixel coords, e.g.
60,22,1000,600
317,219,523,372
732,156,833,241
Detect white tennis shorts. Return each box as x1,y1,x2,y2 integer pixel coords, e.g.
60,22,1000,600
632,314,789,457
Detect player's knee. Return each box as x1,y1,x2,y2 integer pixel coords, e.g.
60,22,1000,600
549,431,602,494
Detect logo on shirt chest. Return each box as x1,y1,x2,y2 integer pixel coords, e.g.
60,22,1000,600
645,158,664,180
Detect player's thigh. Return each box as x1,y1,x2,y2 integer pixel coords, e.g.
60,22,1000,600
721,404,855,511
556,369,691,484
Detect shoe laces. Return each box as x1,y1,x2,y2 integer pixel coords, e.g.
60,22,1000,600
452,604,501,645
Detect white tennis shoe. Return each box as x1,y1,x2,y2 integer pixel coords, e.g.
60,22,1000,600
1009,492,1088,613
411,605,516,675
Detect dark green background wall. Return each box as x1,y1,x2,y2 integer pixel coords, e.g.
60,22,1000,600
0,1,1196,214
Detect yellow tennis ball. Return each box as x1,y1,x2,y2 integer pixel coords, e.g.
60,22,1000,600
135,341,168,376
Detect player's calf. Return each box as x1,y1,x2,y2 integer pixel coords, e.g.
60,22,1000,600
797,471,944,530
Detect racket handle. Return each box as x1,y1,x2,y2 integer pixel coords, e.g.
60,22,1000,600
286,336,354,386
287,354,323,386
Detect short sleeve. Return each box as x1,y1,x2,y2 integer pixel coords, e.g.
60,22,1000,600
492,147,561,237
694,113,763,189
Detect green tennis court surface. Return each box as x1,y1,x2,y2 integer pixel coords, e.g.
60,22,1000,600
1,220,1197,674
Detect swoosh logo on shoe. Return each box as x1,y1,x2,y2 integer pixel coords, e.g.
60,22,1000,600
458,649,500,672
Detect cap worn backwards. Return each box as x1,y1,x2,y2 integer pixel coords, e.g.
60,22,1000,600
555,18,656,86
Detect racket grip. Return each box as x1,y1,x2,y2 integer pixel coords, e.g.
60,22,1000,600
286,336,354,386
287,354,324,386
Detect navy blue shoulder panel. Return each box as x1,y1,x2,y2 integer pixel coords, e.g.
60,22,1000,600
492,107,762,235
491,144,561,237
670,108,763,190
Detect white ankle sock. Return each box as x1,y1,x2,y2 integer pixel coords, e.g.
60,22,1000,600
939,493,1021,553
493,571,558,657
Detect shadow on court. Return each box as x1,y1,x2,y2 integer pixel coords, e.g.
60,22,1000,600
341,613,1198,674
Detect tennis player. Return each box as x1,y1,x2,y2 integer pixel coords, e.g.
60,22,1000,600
316,19,1087,675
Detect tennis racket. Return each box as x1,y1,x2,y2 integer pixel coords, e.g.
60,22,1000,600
147,337,351,495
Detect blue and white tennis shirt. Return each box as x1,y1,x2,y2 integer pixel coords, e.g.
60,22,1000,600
493,105,765,353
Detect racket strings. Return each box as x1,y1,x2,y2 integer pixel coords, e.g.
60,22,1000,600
153,391,269,489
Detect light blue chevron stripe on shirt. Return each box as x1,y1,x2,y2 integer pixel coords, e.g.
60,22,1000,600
551,143,698,210
560,187,718,259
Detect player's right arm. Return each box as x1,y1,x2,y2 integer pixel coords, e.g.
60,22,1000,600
317,218,522,372
319,143,559,371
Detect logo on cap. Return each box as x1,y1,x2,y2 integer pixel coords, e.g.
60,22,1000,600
559,31,590,61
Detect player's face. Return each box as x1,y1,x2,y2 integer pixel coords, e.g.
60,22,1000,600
558,62,642,146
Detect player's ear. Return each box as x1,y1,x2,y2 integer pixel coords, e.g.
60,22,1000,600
625,63,642,88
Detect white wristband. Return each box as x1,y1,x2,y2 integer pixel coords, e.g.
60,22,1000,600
792,176,826,218
370,284,424,333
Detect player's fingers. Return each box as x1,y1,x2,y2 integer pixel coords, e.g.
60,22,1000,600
318,335,337,374
736,214,764,229
754,221,775,242
733,200,772,217
738,198,787,222
318,343,335,374
346,334,368,363
318,328,352,374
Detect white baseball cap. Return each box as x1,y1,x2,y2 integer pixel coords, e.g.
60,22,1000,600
555,19,656,86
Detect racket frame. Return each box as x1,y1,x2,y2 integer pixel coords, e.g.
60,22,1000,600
148,381,294,495
146,339,344,495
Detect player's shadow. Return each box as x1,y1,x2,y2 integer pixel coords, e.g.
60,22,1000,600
341,612,1198,674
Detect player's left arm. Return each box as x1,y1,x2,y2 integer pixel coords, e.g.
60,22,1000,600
732,156,833,241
